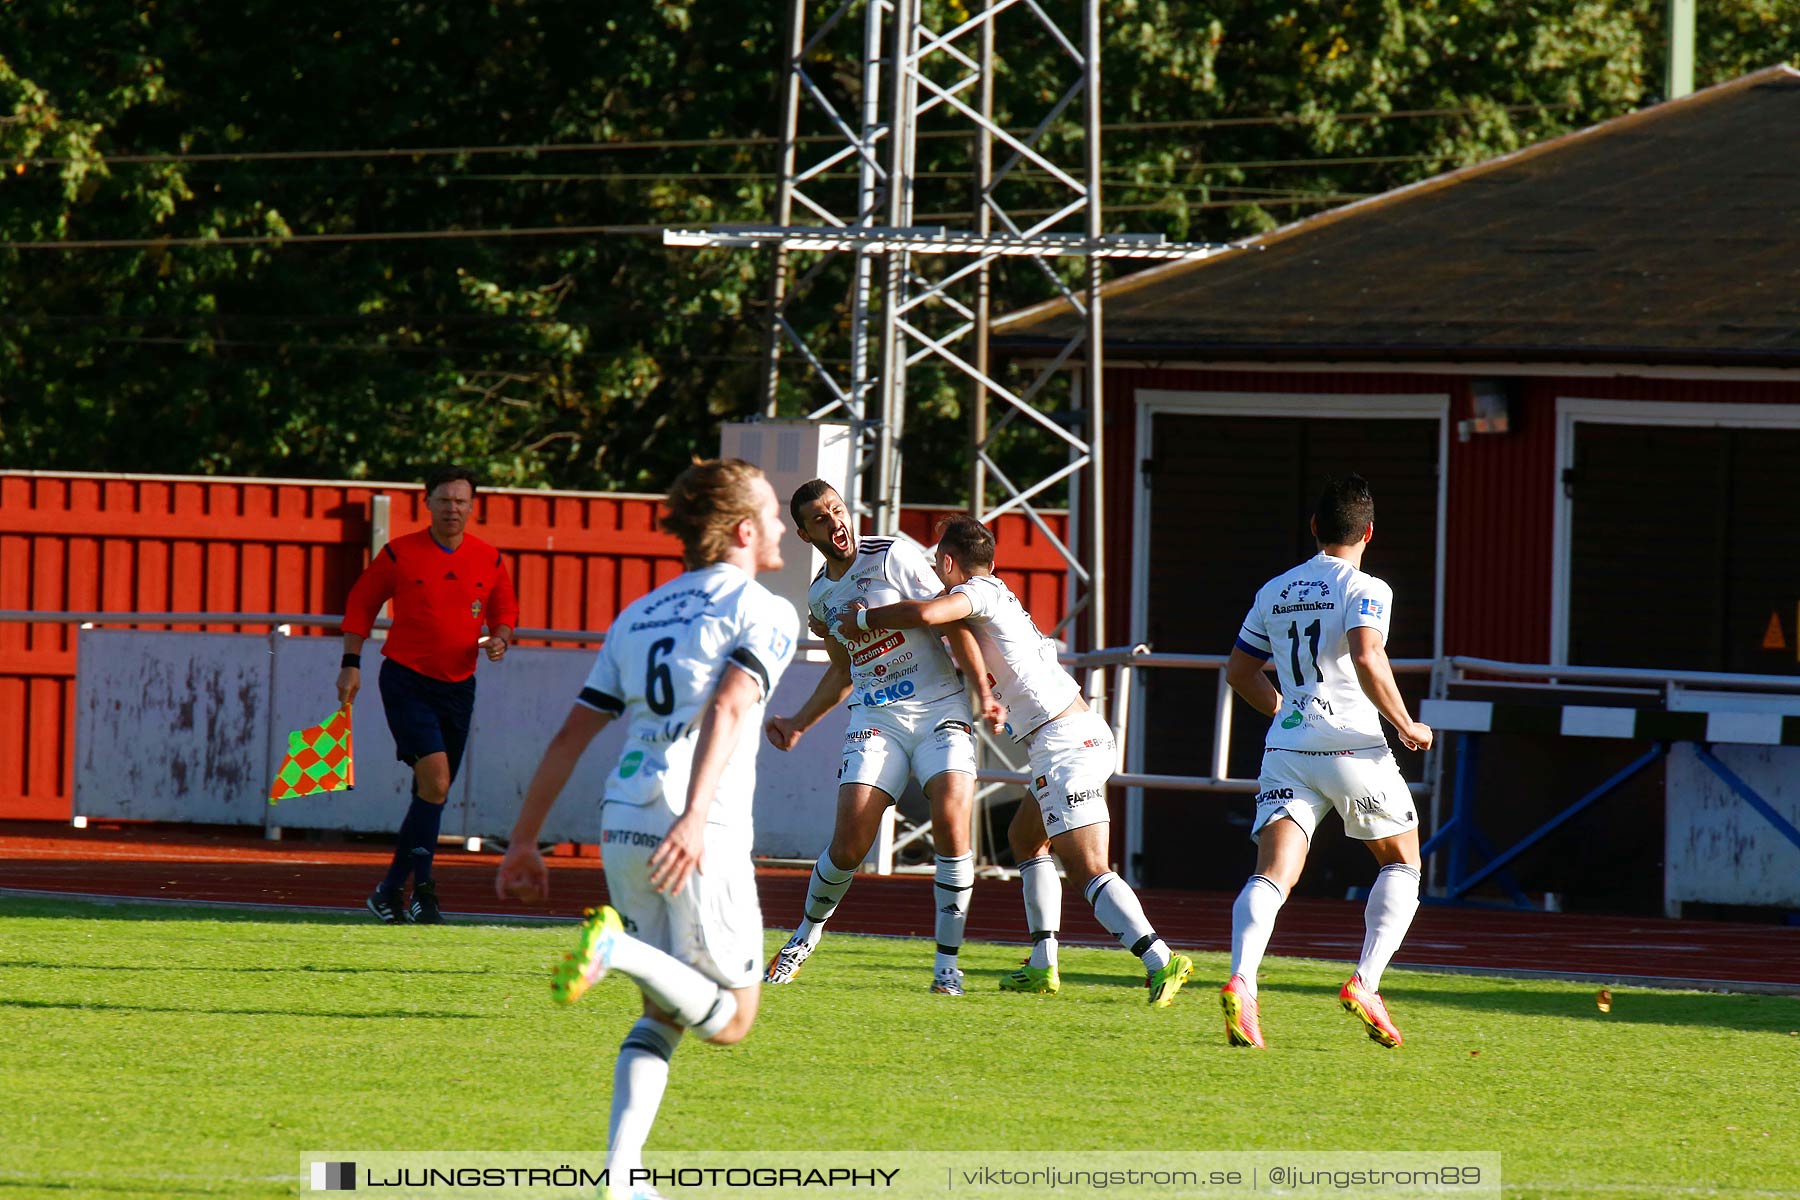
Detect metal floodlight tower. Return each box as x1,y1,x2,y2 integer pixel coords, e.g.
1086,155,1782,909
667,0,1228,656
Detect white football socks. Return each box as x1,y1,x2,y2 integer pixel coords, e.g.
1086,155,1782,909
1018,854,1061,970
933,851,974,973
795,853,856,948
603,932,738,1037
1356,863,1421,992
1083,871,1170,973
606,1017,680,1195
1229,874,1286,995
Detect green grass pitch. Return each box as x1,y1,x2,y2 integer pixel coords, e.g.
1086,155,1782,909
1,894,1796,1199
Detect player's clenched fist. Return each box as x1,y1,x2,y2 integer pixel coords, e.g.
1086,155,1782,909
495,842,548,903
765,714,804,751
1399,721,1433,753
832,602,867,643
978,693,1006,736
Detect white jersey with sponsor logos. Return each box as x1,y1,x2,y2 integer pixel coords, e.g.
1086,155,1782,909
579,561,799,833
1236,552,1395,753
809,534,964,710
950,573,1079,741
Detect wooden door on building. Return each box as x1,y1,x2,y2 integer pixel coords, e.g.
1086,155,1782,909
1567,422,1800,675
1134,410,1440,890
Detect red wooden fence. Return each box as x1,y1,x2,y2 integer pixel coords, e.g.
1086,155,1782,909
0,471,1069,820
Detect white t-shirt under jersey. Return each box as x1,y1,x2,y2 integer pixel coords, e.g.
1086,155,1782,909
1236,552,1395,753
578,561,799,834
951,573,1079,742
809,534,964,710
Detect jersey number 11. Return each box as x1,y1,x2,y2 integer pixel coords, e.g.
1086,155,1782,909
1287,620,1322,685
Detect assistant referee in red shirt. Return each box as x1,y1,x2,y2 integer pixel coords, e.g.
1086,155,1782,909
337,465,519,924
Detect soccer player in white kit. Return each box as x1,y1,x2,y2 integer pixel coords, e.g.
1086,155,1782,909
838,515,1195,1006
1220,474,1432,1049
495,459,799,1199
762,481,999,995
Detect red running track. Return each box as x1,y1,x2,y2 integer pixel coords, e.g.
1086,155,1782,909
3,822,1797,993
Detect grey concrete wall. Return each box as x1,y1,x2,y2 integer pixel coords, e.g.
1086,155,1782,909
1666,742,1800,909
75,630,849,857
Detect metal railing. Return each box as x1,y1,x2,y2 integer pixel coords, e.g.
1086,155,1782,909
1441,655,1800,697
1055,643,1435,791
0,611,606,643
1425,655,1800,906
1048,645,1435,886
3,609,1432,881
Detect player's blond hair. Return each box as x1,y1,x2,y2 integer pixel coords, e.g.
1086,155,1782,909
661,457,766,568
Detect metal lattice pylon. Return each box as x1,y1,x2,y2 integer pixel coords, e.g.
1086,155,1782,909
666,0,1229,661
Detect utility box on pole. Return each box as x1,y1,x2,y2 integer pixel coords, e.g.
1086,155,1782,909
721,419,853,625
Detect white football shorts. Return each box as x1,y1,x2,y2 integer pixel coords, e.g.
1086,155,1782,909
599,805,763,990
1251,745,1418,844
1025,709,1115,836
838,689,978,802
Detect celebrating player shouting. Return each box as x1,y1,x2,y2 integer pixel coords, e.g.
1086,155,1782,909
1220,474,1432,1049
496,458,799,1198
762,481,999,996
838,515,1193,1006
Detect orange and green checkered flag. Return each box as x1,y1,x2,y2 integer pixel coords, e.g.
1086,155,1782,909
268,704,356,804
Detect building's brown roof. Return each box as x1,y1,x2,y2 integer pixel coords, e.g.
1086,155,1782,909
993,66,1800,367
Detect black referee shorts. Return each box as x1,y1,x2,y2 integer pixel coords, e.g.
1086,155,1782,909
377,658,476,778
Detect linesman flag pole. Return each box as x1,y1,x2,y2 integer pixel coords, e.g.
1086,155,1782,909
268,704,356,803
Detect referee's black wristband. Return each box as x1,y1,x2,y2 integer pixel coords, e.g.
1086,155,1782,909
341,652,362,669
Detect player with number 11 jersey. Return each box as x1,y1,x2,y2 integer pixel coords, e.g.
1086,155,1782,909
1236,554,1393,753
1221,474,1432,1052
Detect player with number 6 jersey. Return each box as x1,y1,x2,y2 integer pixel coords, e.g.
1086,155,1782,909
496,459,798,1200
580,564,796,834
1220,474,1433,1051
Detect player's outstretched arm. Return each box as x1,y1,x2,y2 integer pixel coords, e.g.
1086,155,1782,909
650,665,762,897
497,704,613,901
942,623,1004,734
1347,627,1432,752
1225,646,1281,718
766,635,852,750
836,592,973,641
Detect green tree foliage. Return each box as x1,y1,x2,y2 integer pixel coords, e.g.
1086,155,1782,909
1,0,782,489
2,1,1795,497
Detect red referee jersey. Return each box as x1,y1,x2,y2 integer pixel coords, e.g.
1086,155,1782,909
342,529,520,683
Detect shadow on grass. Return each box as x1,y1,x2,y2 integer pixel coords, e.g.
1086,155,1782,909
0,997,487,1020
0,959,502,977
996,969,1147,991
0,896,365,925
1255,978,1800,1034
0,893,567,929
0,1179,229,1195
819,942,1168,994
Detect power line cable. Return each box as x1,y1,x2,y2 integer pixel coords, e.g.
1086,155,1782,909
151,154,1449,185
0,223,660,250
12,104,1576,167
2,184,1358,250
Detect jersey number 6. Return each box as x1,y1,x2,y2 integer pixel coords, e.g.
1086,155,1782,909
646,637,677,715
